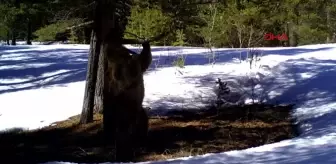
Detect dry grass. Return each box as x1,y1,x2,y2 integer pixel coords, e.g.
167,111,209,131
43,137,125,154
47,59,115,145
0,104,299,163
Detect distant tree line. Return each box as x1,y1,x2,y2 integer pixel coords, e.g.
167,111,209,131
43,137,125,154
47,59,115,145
1,0,336,47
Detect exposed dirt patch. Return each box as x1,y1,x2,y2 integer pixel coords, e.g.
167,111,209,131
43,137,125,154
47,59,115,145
0,104,299,163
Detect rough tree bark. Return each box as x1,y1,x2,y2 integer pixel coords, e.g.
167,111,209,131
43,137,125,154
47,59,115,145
94,51,104,114
80,30,101,124
79,2,136,161
80,0,125,123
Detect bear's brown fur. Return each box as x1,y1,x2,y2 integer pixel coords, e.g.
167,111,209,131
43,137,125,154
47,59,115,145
103,41,151,153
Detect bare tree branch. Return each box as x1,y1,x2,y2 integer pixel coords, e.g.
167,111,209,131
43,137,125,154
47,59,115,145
124,32,146,40
66,20,94,30
122,29,171,44
53,1,97,22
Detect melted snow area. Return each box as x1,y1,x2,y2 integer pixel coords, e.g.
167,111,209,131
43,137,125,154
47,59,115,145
0,42,335,163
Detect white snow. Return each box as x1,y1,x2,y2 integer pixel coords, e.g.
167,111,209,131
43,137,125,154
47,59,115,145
1,42,336,163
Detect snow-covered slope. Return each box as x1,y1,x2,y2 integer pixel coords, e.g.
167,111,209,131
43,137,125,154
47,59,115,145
0,43,335,163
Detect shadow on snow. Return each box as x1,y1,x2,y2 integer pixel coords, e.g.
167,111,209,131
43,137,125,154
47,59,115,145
172,57,336,136
0,46,88,94
0,45,335,163
0,45,334,97
148,46,334,70
146,57,336,164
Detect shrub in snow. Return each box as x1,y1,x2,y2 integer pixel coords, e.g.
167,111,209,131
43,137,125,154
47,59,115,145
214,78,245,108
172,49,187,75
247,48,262,69
173,55,186,68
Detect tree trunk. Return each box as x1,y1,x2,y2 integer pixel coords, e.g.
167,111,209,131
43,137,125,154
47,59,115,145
27,18,32,45
6,32,10,45
94,52,104,114
79,30,101,124
11,29,16,45
100,0,135,161
290,4,299,47
285,22,289,47
326,5,331,43
288,21,298,47
80,0,118,124
80,0,136,161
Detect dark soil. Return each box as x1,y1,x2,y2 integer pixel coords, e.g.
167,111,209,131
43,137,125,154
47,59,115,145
0,104,299,164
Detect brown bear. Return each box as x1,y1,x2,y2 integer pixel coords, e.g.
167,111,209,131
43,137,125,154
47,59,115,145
103,41,152,160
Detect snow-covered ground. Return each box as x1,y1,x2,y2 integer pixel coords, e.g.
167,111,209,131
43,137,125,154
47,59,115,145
1,42,336,163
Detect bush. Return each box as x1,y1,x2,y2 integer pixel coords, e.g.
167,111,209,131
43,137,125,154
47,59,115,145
34,19,82,42
297,25,329,45
125,6,172,45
